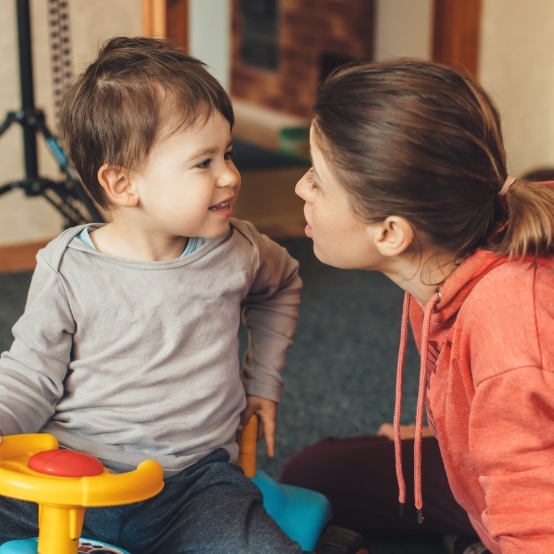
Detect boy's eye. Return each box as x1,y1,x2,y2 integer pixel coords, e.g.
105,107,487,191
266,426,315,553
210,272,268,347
197,159,211,169
224,149,234,161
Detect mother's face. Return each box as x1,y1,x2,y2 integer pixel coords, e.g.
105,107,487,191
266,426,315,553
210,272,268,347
295,128,384,271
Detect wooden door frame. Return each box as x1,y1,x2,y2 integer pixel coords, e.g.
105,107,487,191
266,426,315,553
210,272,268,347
142,0,166,37
143,0,481,78
142,0,189,52
432,0,482,77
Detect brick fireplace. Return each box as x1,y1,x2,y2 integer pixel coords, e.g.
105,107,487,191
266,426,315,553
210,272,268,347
231,0,376,119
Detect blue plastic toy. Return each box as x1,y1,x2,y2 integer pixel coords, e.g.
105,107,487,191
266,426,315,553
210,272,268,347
237,417,371,554
236,415,332,551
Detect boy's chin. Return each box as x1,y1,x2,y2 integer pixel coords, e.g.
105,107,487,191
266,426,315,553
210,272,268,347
202,222,231,240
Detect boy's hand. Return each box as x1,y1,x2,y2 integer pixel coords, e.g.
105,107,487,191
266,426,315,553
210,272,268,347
238,396,278,458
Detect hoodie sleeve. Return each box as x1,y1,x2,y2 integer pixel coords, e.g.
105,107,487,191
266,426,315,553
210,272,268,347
470,368,554,553
238,223,302,402
465,262,554,553
0,251,73,434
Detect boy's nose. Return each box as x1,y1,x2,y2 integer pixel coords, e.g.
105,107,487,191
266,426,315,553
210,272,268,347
218,164,240,188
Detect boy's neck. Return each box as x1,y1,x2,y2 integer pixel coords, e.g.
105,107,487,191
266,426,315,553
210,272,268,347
88,219,189,262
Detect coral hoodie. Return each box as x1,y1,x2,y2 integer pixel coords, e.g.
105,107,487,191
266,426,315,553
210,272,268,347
395,249,554,554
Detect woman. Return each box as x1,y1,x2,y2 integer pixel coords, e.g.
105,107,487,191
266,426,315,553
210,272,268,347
282,58,554,554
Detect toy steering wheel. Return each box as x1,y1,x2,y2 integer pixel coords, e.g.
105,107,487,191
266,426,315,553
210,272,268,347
0,433,164,554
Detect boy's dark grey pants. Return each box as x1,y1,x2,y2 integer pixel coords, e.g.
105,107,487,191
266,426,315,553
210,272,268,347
0,448,303,553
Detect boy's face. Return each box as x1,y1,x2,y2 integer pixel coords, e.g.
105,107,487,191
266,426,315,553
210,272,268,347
130,111,240,239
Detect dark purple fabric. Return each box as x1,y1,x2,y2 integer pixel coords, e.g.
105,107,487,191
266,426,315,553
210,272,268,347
280,435,476,539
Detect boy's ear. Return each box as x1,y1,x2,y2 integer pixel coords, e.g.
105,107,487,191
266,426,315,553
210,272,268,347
372,216,414,257
97,164,137,207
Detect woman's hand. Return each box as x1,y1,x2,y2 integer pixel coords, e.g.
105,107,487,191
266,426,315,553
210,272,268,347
377,422,435,440
239,396,278,457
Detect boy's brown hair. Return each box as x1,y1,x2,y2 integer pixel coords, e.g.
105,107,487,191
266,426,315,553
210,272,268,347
59,36,234,209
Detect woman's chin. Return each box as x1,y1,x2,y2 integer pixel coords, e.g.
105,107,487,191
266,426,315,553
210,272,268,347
312,243,361,271
311,242,329,265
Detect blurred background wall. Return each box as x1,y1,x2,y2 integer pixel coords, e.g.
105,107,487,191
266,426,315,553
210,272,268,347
0,0,142,246
1,0,553,247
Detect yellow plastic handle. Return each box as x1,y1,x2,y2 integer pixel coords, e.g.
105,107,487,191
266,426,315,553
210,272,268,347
236,415,258,478
81,460,164,506
0,434,164,507
0,433,165,554
0,433,59,458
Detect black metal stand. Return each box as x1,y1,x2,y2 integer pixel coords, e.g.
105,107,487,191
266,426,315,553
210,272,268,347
0,0,103,227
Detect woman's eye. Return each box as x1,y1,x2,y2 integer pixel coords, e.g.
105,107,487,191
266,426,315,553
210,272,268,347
224,149,234,161
306,168,317,190
197,159,211,169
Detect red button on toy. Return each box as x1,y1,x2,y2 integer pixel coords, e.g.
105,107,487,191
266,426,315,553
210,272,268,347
28,449,104,477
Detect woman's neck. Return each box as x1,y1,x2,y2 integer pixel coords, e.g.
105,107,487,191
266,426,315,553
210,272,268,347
381,249,458,305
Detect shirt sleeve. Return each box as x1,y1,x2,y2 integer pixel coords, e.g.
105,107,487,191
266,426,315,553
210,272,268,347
239,229,302,402
470,367,554,553
0,253,73,434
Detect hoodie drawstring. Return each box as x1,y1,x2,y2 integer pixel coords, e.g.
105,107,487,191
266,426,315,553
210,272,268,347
393,289,441,523
393,292,411,515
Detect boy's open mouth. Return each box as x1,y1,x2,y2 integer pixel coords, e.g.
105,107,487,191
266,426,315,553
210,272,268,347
209,201,230,211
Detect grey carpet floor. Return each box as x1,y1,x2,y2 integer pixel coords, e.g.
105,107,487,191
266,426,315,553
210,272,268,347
0,238,448,553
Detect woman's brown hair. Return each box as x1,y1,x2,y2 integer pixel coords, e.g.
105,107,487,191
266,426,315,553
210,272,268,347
312,58,554,260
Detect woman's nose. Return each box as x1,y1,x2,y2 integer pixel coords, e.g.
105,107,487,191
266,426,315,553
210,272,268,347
295,172,310,200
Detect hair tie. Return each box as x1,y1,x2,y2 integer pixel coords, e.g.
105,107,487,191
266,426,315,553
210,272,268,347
499,175,516,196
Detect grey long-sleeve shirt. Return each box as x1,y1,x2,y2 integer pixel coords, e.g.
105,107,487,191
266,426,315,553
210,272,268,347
0,219,301,476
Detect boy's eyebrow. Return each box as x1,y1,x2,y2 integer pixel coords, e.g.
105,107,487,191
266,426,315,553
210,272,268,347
190,140,234,159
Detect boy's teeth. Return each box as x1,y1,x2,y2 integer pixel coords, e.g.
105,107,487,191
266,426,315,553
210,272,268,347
210,201,229,210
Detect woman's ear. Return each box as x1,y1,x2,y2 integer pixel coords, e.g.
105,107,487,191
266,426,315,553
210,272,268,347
372,216,414,257
97,164,138,208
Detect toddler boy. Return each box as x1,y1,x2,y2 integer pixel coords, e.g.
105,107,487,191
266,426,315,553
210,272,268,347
0,36,302,553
